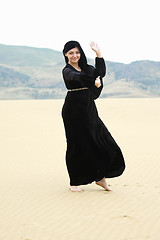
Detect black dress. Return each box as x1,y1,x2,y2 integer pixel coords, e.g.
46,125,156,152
62,57,125,186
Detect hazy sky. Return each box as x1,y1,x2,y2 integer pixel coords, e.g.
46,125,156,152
0,0,160,63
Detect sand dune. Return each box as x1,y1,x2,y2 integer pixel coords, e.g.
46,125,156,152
0,98,160,240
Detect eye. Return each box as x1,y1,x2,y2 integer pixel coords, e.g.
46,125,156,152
76,51,80,54
69,52,74,55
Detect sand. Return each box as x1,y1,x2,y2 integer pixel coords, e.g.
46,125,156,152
0,98,160,240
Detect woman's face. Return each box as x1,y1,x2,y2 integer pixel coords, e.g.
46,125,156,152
65,47,81,65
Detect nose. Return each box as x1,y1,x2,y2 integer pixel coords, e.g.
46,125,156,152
73,53,77,58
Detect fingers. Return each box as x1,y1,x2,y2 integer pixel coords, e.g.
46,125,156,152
90,41,97,49
95,76,101,88
90,41,95,46
89,42,93,49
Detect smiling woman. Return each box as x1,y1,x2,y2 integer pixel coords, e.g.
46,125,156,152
65,48,81,71
61,40,125,192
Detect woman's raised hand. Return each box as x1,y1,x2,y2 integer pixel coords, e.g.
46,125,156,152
89,42,102,58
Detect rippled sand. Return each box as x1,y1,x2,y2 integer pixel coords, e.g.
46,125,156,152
0,98,160,240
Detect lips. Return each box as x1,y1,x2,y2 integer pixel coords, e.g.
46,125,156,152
72,58,79,61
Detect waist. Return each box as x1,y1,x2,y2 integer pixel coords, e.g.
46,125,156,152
68,87,89,92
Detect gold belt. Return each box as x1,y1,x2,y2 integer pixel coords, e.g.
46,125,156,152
68,87,89,92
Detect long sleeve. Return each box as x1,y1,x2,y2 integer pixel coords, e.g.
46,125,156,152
62,67,95,89
90,58,106,100
95,57,106,78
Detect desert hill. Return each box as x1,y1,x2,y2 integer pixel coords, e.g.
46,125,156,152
0,44,160,99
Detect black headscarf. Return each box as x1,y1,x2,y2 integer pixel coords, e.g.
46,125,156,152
63,41,88,71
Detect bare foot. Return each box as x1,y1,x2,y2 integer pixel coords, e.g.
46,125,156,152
96,178,112,191
69,186,82,192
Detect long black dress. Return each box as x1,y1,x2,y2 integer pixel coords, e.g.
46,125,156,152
62,57,125,186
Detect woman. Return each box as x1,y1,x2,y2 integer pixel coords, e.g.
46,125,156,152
62,41,125,192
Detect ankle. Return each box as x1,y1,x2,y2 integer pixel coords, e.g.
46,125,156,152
96,177,105,183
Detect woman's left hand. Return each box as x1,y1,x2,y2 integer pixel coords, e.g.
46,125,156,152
89,42,102,58
95,76,101,88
